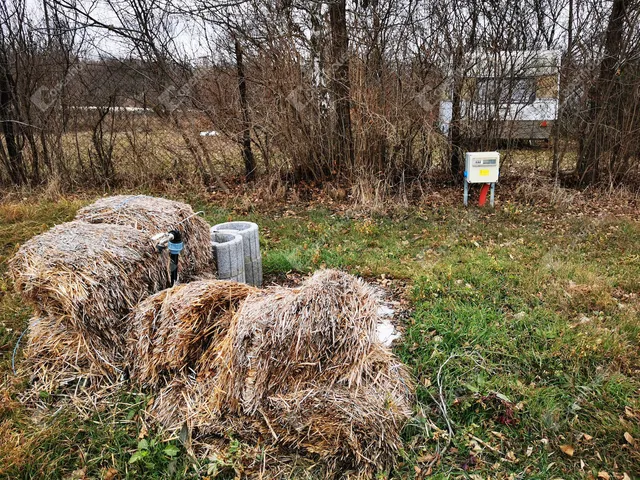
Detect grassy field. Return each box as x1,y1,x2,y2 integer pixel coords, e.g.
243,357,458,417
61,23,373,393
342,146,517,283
0,191,638,479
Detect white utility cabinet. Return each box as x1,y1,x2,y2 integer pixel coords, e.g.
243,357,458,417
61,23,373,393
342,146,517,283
465,151,500,183
463,151,500,207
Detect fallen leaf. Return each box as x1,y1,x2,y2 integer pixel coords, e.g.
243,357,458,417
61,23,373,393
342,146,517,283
526,446,533,457
583,433,593,441
560,444,574,456
416,453,435,463
622,473,631,480
624,406,635,418
506,450,517,461
624,432,635,445
104,468,118,480
68,469,87,480
597,471,610,479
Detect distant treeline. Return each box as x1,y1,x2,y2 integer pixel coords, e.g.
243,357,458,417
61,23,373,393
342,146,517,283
0,0,639,191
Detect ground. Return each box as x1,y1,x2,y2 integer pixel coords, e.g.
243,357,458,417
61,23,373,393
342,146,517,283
0,187,638,479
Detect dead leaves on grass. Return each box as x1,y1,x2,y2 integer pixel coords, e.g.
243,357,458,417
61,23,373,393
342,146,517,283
559,444,575,456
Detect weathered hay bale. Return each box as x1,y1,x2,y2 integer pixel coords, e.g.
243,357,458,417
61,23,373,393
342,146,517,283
263,383,410,471
215,269,384,414
127,279,256,389
127,269,412,475
21,315,119,391
76,195,214,280
207,269,413,472
9,221,169,358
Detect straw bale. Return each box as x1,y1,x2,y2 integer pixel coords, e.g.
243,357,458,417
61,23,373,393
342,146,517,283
182,269,414,473
214,269,384,414
21,315,119,392
262,383,410,470
76,195,213,279
42,266,413,475
127,279,256,389
9,220,169,357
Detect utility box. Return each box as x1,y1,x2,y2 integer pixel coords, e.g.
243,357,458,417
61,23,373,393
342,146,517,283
465,152,500,183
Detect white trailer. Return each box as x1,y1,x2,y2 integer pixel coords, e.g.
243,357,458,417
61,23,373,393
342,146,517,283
439,50,560,140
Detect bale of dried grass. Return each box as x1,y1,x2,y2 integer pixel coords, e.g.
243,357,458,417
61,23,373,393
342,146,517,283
127,279,256,389
130,270,412,474
215,269,391,413
76,195,214,279
21,316,118,392
207,270,413,472
9,220,169,360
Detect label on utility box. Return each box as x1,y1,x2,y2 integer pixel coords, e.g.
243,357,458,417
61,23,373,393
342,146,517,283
480,169,489,176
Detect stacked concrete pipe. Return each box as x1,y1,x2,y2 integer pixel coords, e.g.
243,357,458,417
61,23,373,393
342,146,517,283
211,221,262,286
210,231,246,283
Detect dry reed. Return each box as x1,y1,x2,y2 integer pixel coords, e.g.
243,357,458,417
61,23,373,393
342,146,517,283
140,270,413,474
21,316,119,392
9,220,170,378
127,279,256,389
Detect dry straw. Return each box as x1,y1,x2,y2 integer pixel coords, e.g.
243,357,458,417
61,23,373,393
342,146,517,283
127,279,256,389
75,195,214,280
11,220,174,392
12,196,215,392
132,270,413,474
10,221,169,364
212,269,413,472
22,315,118,392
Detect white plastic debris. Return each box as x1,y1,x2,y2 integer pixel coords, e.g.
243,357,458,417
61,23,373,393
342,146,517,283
377,305,395,318
377,319,401,347
199,131,219,136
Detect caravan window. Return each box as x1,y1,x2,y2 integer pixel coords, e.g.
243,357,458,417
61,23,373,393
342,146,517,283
476,77,536,104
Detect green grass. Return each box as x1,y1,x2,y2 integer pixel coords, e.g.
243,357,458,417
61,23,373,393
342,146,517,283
1,194,638,479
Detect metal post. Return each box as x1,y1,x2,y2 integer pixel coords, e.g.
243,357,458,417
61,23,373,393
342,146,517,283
490,183,495,207
463,179,469,206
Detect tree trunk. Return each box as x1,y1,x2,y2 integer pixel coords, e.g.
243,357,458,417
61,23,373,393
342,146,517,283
329,0,353,174
0,63,26,185
551,0,572,181
449,45,464,178
576,0,628,185
235,38,256,181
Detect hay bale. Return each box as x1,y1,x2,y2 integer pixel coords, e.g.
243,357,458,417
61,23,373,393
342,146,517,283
127,279,256,389
208,269,413,472
215,269,384,414
126,269,412,474
21,315,118,391
76,195,213,280
9,221,169,358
